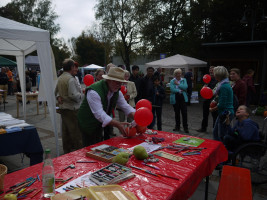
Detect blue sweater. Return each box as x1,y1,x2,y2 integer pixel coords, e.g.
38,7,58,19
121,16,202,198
170,78,188,104
217,83,234,115
228,118,260,141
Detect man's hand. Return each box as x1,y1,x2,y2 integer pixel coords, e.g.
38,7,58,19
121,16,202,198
109,120,130,137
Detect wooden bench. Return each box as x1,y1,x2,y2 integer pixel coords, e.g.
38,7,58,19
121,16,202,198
216,165,252,200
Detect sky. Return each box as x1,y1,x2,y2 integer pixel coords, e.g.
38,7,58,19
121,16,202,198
1,0,97,41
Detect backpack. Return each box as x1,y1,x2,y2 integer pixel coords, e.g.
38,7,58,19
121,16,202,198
233,94,239,113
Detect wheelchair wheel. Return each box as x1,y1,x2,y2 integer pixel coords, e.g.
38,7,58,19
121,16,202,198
231,142,267,185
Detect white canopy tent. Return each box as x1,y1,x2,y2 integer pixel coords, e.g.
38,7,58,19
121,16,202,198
81,64,104,78
145,54,207,70
83,64,104,69
0,17,59,156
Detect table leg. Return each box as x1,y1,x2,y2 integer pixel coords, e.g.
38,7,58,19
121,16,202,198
37,99,39,115
204,176,209,200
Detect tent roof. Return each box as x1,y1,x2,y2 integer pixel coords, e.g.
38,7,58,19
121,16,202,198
0,16,59,156
25,55,39,65
146,54,207,69
0,17,49,56
83,64,104,69
0,56,17,66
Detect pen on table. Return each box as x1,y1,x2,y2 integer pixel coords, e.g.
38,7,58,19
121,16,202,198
37,174,40,182
76,160,97,163
10,180,31,189
29,188,41,198
157,173,179,181
17,195,27,199
182,150,201,155
142,162,160,170
20,188,36,196
64,176,73,182
27,178,36,187
130,165,160,177
56,182,65,189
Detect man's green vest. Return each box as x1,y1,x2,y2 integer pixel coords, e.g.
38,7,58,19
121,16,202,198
78,80,119,133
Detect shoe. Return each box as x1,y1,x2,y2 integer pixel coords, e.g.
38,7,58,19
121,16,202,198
196,128,206,132
3,101,8,104
173,127,180,131
184,129,189,133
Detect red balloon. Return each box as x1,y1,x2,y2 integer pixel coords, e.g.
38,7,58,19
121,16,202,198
136,125,147,134
200,87,213,99
121,85,127,95
203,74,211,84
134,107,153,127
83,74,94,86
125,127,137,137
136,99,152,111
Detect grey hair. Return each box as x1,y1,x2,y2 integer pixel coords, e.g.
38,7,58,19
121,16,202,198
173,68,182,76
124,70,130,76
213,66,229,80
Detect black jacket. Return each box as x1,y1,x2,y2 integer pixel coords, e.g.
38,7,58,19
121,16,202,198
0,72,8,85
152,85,165,106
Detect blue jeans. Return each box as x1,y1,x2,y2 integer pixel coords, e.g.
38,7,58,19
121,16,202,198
213,113,233,142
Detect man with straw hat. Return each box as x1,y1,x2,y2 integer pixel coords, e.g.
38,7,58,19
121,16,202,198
78,67,135,146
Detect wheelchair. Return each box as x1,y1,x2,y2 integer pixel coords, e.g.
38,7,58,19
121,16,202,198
230,117,267,185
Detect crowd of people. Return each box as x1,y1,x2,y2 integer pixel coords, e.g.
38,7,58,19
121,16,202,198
0,67,40,104
0,59,261,156
0,59,252,155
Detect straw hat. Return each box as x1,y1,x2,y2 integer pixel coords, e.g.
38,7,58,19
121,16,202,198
102,67,128,83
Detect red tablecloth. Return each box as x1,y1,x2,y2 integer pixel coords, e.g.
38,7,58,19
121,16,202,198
2,131,228,200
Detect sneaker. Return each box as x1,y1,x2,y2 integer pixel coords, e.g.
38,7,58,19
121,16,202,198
184,128,189,133
196,128,206,132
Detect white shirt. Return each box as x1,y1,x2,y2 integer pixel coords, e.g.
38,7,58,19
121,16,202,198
87,90,135,127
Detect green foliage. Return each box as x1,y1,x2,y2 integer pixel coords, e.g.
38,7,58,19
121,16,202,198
52,38,71,69
74,32,105,66
205,0,267,42
95,0,150,71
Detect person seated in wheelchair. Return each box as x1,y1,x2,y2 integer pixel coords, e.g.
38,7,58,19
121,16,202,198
223,105,260,151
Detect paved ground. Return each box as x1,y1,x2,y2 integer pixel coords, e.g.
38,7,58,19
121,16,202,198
0,88,267,199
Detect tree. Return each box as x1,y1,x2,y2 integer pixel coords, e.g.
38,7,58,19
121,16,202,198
95,0,149,71
205,0,267,42
0,0,60,39
52,38,71,68
141,0,189,56
74,32,105,66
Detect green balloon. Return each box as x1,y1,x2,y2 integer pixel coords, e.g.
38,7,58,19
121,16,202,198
112,152,130,165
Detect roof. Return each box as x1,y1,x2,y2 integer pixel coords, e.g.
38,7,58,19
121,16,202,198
0,56,17,66
146,54,207,68
25,55,39,65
